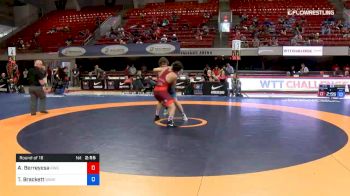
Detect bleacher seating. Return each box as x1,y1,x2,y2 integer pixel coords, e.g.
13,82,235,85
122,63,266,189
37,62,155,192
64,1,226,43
97,0,218,48
229,0,350,47
6,6,121,52
344,1,350,9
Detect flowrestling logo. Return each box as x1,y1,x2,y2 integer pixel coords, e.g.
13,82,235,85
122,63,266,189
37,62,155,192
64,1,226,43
287,9,334,16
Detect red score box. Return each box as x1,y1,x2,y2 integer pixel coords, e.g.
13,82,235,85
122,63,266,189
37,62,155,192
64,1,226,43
87,162,100,174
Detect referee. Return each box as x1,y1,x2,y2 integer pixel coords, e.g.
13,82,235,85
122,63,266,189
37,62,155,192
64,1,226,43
28,60,48,115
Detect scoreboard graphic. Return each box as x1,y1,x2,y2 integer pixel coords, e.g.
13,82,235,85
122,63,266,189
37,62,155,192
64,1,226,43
16,154,100,186
318,84,346,98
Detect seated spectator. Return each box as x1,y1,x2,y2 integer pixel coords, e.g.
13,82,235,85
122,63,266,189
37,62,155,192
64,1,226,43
202,24,209,35
95,17,102,26
304,37,311,46
17,39,25,49
241,13,248,22
63,26,71,32
288,65,297,76
47,26,57,34
203,12,211,19
195,30,203,40
140,12,145,19
34,29,41,38
263,18,271,27
212,65,221,80
280,28,287,36
300,17,307,24
296,33,303,41
278,16,285,24
321,24,331,35
52,67,68,94
343,30,350,38
269,37,278,46
234,30,241,39
132,71,145,92
332,64,343,76
252,16,258,25
136,39,143,44
252,37,260,47
162,18,169,26
0,73,9,93
160,34,168,43
343,64,350,76
171,12,179,22
299,63,309,75
65,37,74,46
336,19,344,30
79,29,87,37
171,34,178,42
128,64,137,76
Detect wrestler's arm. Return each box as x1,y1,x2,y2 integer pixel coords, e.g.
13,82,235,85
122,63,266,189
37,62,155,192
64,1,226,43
153,67,165,72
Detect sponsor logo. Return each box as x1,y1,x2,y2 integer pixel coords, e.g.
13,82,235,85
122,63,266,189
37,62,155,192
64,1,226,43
146,44,176,54
258,49,275,55
119,85,130,89
211,85,223,90
61,47,86,56
93,82,101,86
176,82,184,86
101,45,128,55
180,50,213,55
119,82,125,86
211,90,226,95
283,46,323,56
107,77,119,80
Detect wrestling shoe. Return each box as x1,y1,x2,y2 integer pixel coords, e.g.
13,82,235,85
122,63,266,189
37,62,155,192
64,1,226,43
154,115,160,121
182,114,188,121
167,120,176,127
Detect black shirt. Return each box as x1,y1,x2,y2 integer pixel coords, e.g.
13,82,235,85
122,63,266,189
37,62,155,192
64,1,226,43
28,67,45,86
0,77,8,85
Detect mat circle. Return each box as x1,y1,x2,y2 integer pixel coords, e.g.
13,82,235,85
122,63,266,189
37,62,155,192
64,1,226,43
155,117,208,128
16,102,348,177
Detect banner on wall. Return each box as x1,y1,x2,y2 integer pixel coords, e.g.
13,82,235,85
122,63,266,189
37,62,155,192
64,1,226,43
240,77,350,92
283,46,323,56
287,9,334,16
59,43,180,57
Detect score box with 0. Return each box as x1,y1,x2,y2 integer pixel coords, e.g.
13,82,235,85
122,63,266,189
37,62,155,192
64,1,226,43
16,154,100,186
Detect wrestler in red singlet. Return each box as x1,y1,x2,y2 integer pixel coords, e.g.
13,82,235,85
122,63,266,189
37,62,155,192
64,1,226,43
153,61,183,127
153,67,174,107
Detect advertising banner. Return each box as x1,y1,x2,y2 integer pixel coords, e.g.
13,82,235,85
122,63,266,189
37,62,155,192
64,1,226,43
202,82,228,95
283,46,323,56
59,43,180,57
240,77,350,92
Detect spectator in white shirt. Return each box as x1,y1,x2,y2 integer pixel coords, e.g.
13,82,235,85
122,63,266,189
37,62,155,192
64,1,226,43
299,63,309,75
